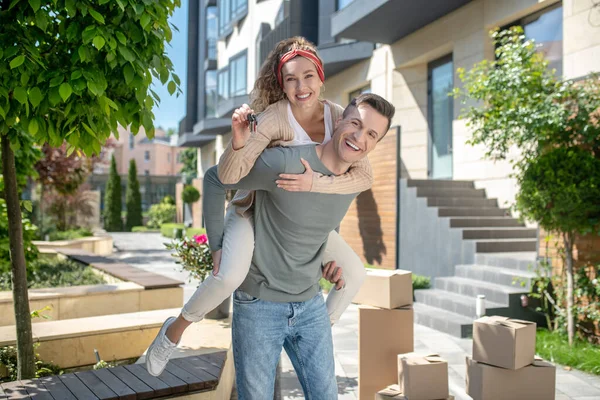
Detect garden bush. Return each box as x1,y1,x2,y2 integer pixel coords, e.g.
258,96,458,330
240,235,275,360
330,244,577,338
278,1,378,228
147,203,176,229
0,258,105,291
161,223,185,239
46,228,93,241
184,228,206,238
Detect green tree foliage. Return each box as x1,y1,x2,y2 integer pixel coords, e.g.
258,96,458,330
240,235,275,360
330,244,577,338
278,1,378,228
182,184,200,205
125,158,142,231
454,27,600,346
103,155,122,231
179,147,197,184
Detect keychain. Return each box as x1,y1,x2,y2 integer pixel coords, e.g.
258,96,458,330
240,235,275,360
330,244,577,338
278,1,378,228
247,113,257,133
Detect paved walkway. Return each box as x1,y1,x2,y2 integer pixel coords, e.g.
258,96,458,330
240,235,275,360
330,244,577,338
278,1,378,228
110,232,600,400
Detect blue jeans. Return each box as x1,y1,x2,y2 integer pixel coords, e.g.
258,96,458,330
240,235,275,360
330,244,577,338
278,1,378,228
232,290,337,400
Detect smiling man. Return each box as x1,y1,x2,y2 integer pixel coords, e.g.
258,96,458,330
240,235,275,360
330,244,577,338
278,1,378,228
202,93,395,399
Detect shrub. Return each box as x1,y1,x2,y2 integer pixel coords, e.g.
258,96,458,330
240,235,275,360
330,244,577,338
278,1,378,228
125,159,143,231
182,185,200,205
184,227,206,238
0,344,62,383
161,195,175,205
47,228,93,241
147,203,176,229
0,258,106,291
132,226,160,233
103,155,122,232
412,274,431,290
161,223,185,239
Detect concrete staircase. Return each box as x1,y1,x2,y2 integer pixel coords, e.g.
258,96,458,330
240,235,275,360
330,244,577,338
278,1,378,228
405,180,541,338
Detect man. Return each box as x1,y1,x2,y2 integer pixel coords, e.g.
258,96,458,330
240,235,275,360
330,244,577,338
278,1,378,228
203,93,395,399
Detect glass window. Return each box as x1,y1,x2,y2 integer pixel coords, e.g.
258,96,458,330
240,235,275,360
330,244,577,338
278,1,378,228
207,6,218,60
167,153,171,162
503,4,563,76
217,68,229,102
145,150,150,161
348,85,371,103
218,0,230,36
230,52,247,97
205,70,218,118
144,170,149,176
275,0,289,26
233,0,247,19
337,0,354,11
428,55,454,179
129,134,134,149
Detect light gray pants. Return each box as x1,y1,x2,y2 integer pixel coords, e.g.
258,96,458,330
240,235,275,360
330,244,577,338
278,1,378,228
181,206,366,325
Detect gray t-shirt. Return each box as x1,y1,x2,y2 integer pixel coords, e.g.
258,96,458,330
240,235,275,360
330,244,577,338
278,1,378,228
204,144,358,302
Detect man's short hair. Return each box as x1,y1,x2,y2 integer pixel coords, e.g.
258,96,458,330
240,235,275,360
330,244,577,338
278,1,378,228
343,93,396,139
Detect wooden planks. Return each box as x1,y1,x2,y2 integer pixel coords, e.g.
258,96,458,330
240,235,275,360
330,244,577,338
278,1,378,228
57,249,183,289
340,128,399,269
0,352,227,399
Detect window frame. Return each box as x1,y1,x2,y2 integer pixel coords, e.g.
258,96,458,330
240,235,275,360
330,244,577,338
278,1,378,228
206,6,218,61
348,84,371,103
217,0,248,39
205,69,218,118
217,66,230,103
229,49,247,98
144,150,150,161
336,0,355,11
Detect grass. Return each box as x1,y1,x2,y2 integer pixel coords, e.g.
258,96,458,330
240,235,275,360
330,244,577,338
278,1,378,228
536,329,600,375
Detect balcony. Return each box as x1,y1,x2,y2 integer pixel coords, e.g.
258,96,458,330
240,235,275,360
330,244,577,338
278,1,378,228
331,0,473,44
318,41,374,78
259,16,291,66
216,94,250,120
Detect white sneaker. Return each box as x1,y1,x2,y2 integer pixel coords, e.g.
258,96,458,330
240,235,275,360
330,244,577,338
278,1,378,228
146,316,178,376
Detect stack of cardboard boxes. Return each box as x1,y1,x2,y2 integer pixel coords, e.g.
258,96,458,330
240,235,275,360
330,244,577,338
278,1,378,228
354,269,414,400
466,316,556,400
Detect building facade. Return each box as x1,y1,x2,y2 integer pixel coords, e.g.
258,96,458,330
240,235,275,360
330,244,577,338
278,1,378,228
178,0,600,269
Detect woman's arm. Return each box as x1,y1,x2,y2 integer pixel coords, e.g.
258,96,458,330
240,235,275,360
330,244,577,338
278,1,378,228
217,105,285,184
277,157,373,194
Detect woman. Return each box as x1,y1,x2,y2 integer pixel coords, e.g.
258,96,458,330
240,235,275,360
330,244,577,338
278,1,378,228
146,36,372,377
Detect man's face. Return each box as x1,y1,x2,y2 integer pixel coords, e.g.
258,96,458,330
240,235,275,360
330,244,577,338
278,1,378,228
332,104,388,164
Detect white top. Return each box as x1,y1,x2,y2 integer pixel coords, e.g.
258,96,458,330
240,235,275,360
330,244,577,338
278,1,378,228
287,102,333,146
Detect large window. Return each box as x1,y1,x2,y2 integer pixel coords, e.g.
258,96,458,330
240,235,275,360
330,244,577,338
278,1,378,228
205,70,217,118
206,6,217,60
217,67,229,103
144,150,150,161
428,55,454,180
504,4,563,76
229,51,247,97
129,134,134,149
218,0,247,37
337,0,354,11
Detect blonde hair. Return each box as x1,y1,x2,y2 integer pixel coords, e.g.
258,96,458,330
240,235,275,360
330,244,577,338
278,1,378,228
250,36,324,113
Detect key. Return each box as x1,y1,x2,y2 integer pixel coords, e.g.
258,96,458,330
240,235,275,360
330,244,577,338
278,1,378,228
247,113,257,133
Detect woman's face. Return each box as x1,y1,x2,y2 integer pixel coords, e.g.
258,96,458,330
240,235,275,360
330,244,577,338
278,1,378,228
281,56,323,111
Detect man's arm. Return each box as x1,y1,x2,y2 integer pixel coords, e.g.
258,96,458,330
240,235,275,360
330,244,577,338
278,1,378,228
203,149,286,251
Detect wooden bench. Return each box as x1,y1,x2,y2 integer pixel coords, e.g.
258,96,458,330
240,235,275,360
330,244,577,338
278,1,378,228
0,351,229,400
57,248,183,290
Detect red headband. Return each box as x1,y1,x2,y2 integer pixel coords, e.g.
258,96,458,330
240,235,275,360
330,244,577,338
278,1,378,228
276,49,325,88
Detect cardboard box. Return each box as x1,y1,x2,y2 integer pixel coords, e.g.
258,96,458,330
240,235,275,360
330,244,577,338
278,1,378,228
375,384,454,400
466,356,556,400
359,306,414,400
353,269,413,309
473,316,536,370
397,353,449,400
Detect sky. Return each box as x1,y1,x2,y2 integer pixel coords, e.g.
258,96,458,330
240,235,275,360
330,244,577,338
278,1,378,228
152,0,188,131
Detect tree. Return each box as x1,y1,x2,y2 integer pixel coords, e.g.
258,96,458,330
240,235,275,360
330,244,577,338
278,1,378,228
181,184,200,226
104,155,122,232
0,0,181,378
453,27,600,346
180,147,197,184
126,158,142,231
165,127,176,138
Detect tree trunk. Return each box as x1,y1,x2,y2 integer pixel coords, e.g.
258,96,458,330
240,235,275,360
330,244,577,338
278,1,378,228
563,232,575,346
1,134,35,379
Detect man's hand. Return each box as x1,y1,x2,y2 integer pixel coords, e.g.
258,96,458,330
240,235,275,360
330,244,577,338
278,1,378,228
276,158,315,192
322,260,345,290
211,249,222,276
231,104,255,150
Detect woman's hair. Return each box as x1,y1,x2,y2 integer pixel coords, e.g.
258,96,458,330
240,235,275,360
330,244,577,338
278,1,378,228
250,36,324,112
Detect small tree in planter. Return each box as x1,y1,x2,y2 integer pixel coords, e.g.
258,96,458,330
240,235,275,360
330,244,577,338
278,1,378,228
453,27,600,345
181,184,200,227
103,155,122,232
125,159,142,231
